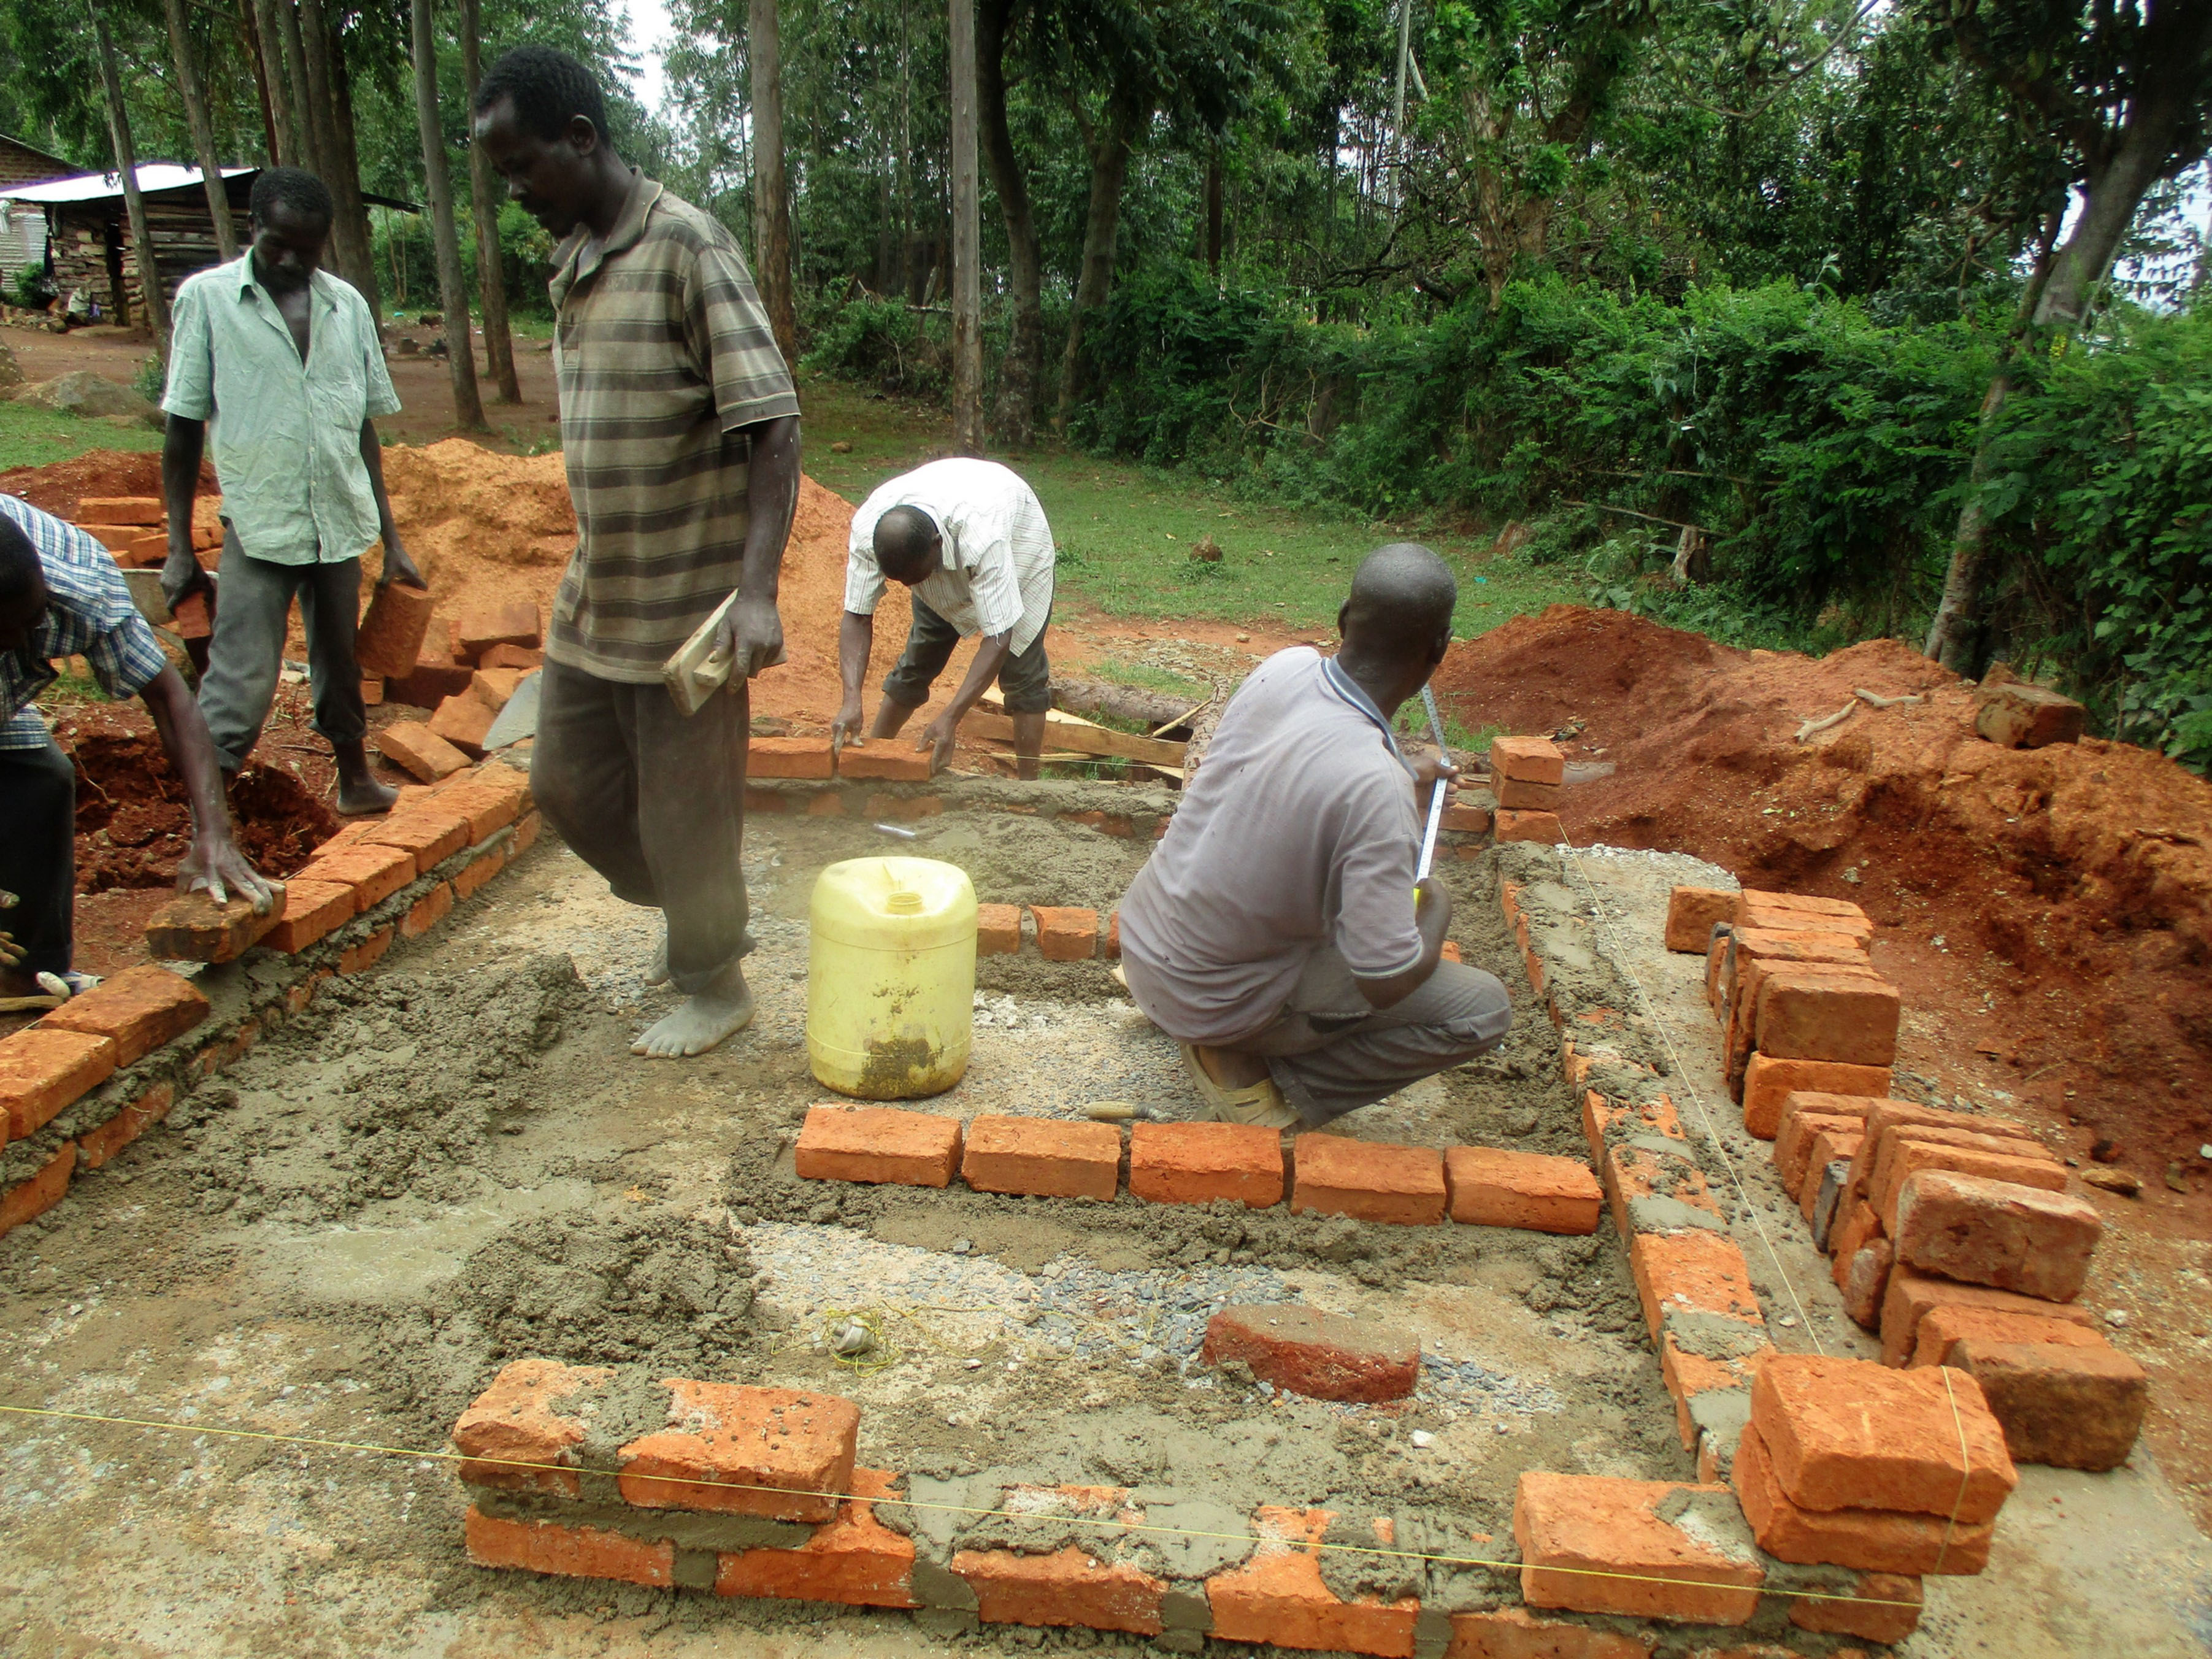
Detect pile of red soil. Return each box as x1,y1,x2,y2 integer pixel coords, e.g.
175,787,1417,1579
1434,605,2212,1165
0,448,216,520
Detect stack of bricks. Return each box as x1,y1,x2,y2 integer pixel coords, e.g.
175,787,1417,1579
383,599,545,715
77,494,223,571
973,904,1122,961
1778,1090,2146,1472
1489,736,1567,845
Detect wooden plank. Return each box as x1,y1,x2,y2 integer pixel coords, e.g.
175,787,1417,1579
960,707,1186,768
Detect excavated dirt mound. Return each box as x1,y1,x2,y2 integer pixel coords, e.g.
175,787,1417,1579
1434,604,2212,1163
0,447,216,521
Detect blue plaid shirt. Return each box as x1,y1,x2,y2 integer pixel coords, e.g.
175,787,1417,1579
1,494,172,750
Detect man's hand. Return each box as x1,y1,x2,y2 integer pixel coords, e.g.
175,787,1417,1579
159,547,212,613
1414,875,1453,936
177,831,280,913
378,539,425,590
715,594,785,679
1409,746,1461,793
916,711,959,774
831,695,867,751
0,927,23,970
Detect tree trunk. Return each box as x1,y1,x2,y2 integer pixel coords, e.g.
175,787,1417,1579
748,0,797,365
166,0,239,261
459,0,520,401
1203,147,1223,271
1051,676,1200,731
299,0,379,318
947,0,983,453
88,0,169,345
271,0,323,174
238,0,287,166
976,0,1041,442
411,0,486,429
1055,83,1145,433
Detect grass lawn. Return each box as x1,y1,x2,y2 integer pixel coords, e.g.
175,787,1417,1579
0,401,163,472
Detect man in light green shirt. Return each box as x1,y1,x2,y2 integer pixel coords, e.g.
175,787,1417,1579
161,167,421,815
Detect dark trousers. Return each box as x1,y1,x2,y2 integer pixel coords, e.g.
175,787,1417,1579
197,540,368,770
881,594,1053,715
531,660,753,994
0,739,77,977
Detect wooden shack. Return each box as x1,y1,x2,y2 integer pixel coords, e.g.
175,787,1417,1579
4,165,254,326
0,133,71,289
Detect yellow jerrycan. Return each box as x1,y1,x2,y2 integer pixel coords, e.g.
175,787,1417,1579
807,856,977,1098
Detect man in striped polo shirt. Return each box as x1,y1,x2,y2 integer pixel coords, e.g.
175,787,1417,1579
474,46,801,1059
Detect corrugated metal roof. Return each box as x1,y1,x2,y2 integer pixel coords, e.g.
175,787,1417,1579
1,164,256,203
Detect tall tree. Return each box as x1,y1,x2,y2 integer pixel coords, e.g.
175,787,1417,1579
165,0,239,260
410,0,486,427
271,0,324,174
297,0,379,315
86,0,169,345
237,0,290,164
948,0,982,450
459,0,519,401
977,0,1044,441
749,0,797,364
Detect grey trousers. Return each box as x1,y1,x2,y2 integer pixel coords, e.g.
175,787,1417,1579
1223,947,1513,1127
197,539,367,770
531,659,754,995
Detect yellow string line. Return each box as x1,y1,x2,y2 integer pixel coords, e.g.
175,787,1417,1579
1547,840,1830,1355
0,1399,1921,1608
1933,1363,1975,1577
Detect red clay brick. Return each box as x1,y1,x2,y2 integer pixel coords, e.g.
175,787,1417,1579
1029,906,1099,960
1907,1305,2110,1369
1774,1110,1859,1199
1515,1472,1763,1624
1496,776,1562,812
39,964,207,1066
265,880,357,953
338,925,395,974
1956,1341,2147,1472
452,847,508,900
796,1104,963,1187
452,1358,609,1496
144,891,281,962
1442,801,1492,835
512,810,542,855
1845,1099,2031,1198
954,1544,1167,1634
715,1466,917,1606
456,601,542,656
750,736,837,779
1582,1091,1684,1163
1661,1336,1768,1452
1628,1230,1764,1345
1740,1057,1891,1139
1754,966,1899,1068
802,790,845,816
1600,1138,1721,1238
0,1028,119,1139
1879,1265,2099,1367
354,579,435,677
1445,1606,1656,1658
362,676,385,707
1490,736,1565,785
1788,1571,1923,1644
962,1115,1121,1199
1205,1506,1421,1655
301,842,417,913
1893,1169,2101,1302
1751,1353,2016,1523
867,792,943,822
1799,1129,1862,1224
618,1381,859,1522
1735,898,1874,947
976,903,1023,955
1870,1144,2068,1233
428,690,496,758
1496,809,1565,844
80,495,165,525
1129,1120,1285,1208
401,881,455,940
1104,910,1121,958
838,745,933,781
1732,1421,1991,1574
1446,1146,1601,1234
440,767,531,839
1839,1238,1892,1330
472,666,528,713
362,809,472,873
1735,889,1870,928
1665,887,1736,953
378,720,471,782
77,1082,174,1169
464,1506,673,1586
479,642,543,669
1203,1303,1419,1403
0,1141,77,1235
1292,1134,1447,1226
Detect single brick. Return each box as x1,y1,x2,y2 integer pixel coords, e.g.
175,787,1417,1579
796,1104,963,1187
1029,906,1099,961
144,891,281,962
512,810,542,855
0,1027,120,1139
1445,1147,1602,1234
1441,801,1491,834
299,842,417,914
472,666,528,713
263,879,356,953
1445,1606,1656,1658
1661,1334,1768,1453
839,745,933,782
1490,736,1565,785
1496,776,1561,812
976,903,1022,955
79,495,166,525
378,721,471,782
618,1381,860,1522
1496,808,1565,844
1808,1160,1855,1252
1060,809,1136,837
1773,1110,1859,1199
1205,1506,1421,1655
478,642,543,669
1955,1340,2147,1472
1893,1169,2102,1302
1878,1265,2099,1368
962,1115,1121,1199
1104,911,1121,959
401,880,455,939
1705,931,1730,1013
716,1466,916,1607
429,690,496,758
1838,1238,1892,1330
38,963,207,1066
1830,1202,1890,1282
954,1544,1167,1634
1870,1144,2068,1233
353,579,435,678
1754,966,1899,1068
338,925,395,974
1734,889,1870,928
1129,1120,1285,1208
169,591,212,639
77,1082,174,1170
1291,1134,1447,1226
749,736,837,779
441,768,529,840
1975,681,2084,749
361,808,473,874
451,1358,609,1496
453,846,508,900
1787,1571,1924,1644
1751,1353,2016,1523
456,600,543,656
1907,1305,2110,1370
1515,1472,1763,1625
0,1142,77,1235
1629,1231,1763,1345
1203,1304,1419,1403
867,792,944,822
1797,1130,1862,1224
361,677,385,707
1740,1056,1891,1139
1732,1422,1991,1574
1665,887,1736,953
1735,900,1874,947
464,1506,673,1587
1601,1138,1722,1238
801,791,843,816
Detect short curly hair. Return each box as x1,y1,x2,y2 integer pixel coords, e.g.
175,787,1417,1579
248,166,334,226
474,45,610,142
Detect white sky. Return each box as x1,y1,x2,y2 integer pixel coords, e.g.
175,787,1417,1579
619,0,678,119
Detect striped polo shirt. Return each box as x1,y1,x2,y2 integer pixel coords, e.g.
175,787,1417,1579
547,173,801,682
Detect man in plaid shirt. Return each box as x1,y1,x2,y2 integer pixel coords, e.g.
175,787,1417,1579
0,496,277,995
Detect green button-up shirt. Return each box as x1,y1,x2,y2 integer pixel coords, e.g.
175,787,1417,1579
161,256,402,566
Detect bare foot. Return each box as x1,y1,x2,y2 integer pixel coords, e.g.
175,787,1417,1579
335,774,399,815
643,930,670,987
634,961,755,1058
